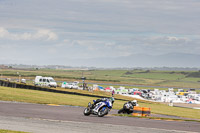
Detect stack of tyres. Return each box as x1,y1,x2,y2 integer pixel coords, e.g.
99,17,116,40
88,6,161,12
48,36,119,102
132,107,151,117
142,107,151,117
132,106,142,116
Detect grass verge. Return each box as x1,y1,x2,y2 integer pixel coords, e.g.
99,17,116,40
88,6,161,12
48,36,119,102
112,114,200,123
0,129,28,133
0,86,200,119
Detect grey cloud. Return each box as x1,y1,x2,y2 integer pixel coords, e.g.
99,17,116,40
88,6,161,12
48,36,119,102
0,27,57,41
0,0,200,66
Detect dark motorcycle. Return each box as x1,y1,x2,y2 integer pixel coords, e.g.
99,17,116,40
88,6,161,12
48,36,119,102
118,101,138,114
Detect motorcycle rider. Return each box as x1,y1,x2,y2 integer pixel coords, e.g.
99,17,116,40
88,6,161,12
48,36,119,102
92,97,115,108
118,100,138,114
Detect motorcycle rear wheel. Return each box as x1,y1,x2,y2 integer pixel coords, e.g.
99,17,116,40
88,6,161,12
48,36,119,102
98,107,108,117
118,108,124,114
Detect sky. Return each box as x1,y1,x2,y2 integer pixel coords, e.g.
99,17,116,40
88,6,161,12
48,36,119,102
0,0,200,66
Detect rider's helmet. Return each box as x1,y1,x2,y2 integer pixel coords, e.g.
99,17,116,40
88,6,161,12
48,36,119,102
109,97,115,104
131,100,137,106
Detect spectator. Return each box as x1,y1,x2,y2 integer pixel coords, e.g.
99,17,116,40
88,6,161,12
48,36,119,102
112,90,115,97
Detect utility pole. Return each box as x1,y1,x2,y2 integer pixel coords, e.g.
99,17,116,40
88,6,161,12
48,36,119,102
17,72,20,82
19,75,21,83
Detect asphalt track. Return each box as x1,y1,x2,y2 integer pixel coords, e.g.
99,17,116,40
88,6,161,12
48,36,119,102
0,101,199,133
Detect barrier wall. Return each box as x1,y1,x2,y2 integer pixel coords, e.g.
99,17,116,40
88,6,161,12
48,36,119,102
132,106,151,117
142,107,151,117
0,80,127,101
132,106,143,116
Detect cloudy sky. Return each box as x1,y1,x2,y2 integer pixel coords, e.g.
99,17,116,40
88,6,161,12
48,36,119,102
0,0,200,66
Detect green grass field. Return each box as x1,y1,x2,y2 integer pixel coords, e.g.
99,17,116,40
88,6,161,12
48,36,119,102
1,69,200,89
0,86,200,120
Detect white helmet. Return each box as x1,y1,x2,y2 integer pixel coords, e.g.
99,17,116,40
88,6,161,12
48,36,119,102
131,100,137,106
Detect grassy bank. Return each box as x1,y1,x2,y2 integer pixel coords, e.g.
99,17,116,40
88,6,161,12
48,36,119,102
0,86,199,119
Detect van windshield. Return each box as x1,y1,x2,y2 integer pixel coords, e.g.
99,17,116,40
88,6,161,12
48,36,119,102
49,79,55,82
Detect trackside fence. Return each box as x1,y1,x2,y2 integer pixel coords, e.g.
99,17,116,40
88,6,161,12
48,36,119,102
0,80,128,101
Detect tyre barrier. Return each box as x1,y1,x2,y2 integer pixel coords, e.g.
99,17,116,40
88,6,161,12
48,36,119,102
132,106,151,117
132,106,143,116
142,107,151,117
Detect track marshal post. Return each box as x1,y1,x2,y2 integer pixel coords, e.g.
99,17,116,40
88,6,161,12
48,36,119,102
81,77,86,90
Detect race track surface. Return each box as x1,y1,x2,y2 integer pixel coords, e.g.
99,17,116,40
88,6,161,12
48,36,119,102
0,101,199,133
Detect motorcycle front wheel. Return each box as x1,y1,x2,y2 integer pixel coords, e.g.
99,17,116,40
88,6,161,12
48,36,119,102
98,107,109,117
83,107,91,116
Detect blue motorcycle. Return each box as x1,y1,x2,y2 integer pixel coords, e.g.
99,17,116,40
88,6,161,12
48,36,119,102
83,98,114,117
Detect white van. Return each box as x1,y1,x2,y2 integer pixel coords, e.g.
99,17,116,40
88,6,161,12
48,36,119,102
34,76,57,87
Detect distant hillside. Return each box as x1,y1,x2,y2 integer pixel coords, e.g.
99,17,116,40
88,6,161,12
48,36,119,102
1,53,200,68
59,53,200,68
